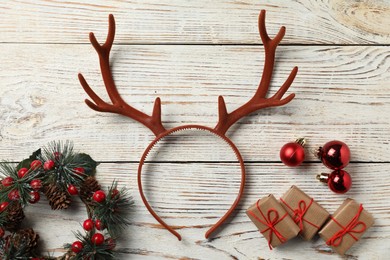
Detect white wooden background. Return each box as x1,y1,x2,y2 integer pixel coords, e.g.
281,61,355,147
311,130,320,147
1,0,389,259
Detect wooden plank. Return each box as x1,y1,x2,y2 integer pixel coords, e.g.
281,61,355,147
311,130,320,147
0,44,388,162
0,0,389,44
23,162,390,259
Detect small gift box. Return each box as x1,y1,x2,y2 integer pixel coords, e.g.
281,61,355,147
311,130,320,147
246,194,300,249
319,198,374,255
280,185,329,240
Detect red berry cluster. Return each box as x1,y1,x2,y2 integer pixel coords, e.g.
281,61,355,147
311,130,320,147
71,190,117,254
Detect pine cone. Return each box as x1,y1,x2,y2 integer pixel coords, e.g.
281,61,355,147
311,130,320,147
80,176,101,204
44,183,71,210
4,201,25,231
13,228,40,254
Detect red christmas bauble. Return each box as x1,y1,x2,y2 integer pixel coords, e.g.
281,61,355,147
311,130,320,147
318,140,350,170
30,160,42,170
0,201,9,212
2,176,14,187
67,185,78,195
328,170,352,194
17,168,29,179
91,233,104,245
29,191,40,204
73,167,85,175
43,160,55,171
30,179,43,190
83,219,94,231
93,190,106,203
8,189,20,201
95,219,105,230
280,142,305,167
71,241,84,253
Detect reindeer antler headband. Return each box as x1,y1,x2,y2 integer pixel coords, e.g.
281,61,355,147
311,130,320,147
79,10,297,240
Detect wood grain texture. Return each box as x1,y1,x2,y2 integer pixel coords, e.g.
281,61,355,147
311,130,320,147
23,163,390,259
0,1,389,259
0,0,389,44
0,45,388,162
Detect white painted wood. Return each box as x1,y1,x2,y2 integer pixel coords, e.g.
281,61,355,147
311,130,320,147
0,1,389,259
0,0,389,44
23,163,389,259
0,45,388,162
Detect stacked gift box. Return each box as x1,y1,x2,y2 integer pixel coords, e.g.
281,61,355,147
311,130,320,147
246,185,374,255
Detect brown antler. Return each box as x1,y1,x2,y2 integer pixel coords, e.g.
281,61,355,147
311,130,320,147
78,14,166,137
214,10,297,135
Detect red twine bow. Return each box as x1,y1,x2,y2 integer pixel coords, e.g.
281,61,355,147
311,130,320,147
248,200,288,250
280,198,320,231
326,204,367,247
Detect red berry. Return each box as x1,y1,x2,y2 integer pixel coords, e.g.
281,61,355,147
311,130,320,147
0,227,4,238
91,233,104,245
67,185,78,195
95,219,105,231
2,177,14,187
43,160,55,171
73,167,85,175
17,168,29,179
53,152,62,160
30,160,42,170
111,188,119,198
30,179,43,190
0,202,9,212
29,191,40,204
93,190,106,203
8,189,20,201
106,238,116,249
71,241,83,253
83,219,94,231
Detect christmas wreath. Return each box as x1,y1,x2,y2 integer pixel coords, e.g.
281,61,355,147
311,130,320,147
0,141,133,259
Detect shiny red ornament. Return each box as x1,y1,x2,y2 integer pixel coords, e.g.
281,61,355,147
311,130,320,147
8,189,20,201
71,241,84,253
30,179,43,190
93,190,106,203
317,170,352,194
17,168,29,179
111,188,119,198
30,160,42,170
83,219,94,231
317,140,350,170
280,138,305,167
43,160,55,171
91,233,104,245
29,191,40,204
0,201,9,212
67,185,78,195
2,176,14,187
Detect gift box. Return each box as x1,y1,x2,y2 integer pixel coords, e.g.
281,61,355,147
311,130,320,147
319,198,374,255
280,185,329,240
246,194,300,249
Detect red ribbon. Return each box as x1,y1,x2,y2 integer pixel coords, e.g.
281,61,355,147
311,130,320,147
326,204,367,247
280,198,320,231
248,200,288,250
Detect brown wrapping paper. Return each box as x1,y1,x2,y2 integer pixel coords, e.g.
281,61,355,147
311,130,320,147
246,194,300,249
280,185,329,240
319,198,374,255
